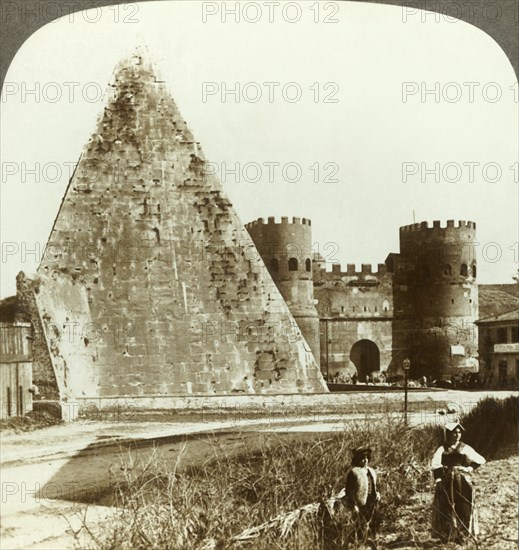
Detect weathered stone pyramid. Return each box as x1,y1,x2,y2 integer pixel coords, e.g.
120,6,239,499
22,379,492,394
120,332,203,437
31,52,326,401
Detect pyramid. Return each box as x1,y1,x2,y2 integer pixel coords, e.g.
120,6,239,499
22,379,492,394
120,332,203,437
30,53,327,401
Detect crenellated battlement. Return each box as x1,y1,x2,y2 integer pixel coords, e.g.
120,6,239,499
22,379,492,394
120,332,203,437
319,263,388,277
400,220,476,233
245,216,312,228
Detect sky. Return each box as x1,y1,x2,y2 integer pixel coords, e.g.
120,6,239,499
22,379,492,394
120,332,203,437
1,1,518,298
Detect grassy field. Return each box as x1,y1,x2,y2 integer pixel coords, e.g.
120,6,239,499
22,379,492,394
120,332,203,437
86,397,518,550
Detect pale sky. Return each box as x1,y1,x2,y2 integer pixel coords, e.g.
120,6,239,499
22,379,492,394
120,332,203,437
1,1,518,298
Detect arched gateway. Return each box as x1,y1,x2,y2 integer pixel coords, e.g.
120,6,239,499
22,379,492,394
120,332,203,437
350,339,380,381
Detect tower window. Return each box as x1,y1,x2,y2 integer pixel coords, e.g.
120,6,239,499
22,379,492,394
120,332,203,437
270,258,279,272
472,264,477,277
443,264,452,276
460,263,468,276
305,258,311,272
288,258,298,271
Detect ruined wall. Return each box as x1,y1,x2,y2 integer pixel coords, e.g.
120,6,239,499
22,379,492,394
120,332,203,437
33,276,96,401
0,296,18,323
15,273,60,400
35,53,327,400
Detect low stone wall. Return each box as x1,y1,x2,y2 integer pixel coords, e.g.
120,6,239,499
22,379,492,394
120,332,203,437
63,390,516,421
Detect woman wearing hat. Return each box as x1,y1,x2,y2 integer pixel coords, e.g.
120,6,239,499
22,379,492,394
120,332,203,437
431,422,486,543
344,447,380,545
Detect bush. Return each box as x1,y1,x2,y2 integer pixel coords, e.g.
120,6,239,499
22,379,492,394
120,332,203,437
459,395,518,459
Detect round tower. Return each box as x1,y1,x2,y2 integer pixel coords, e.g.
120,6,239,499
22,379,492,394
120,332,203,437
396,220,478,379
245,216,320,366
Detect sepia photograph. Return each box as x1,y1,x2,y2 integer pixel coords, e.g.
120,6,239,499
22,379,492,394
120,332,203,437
0,1,518,548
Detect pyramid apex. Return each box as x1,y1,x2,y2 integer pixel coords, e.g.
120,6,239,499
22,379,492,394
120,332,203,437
114,45,158,75
91,48,193,152
129,44,155,65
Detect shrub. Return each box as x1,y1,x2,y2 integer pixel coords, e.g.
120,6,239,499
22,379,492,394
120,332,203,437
459,396,518,459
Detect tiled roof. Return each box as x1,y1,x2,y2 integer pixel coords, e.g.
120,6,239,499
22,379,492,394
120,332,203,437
476,308,519,324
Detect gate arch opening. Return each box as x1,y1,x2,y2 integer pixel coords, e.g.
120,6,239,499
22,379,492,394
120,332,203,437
350,339,380,382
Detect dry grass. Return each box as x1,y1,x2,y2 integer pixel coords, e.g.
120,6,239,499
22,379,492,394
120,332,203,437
0,409,62,433
86,397,518,550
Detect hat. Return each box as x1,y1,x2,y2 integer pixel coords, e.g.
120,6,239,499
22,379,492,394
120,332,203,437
445,422,464,432
352,447,372,463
